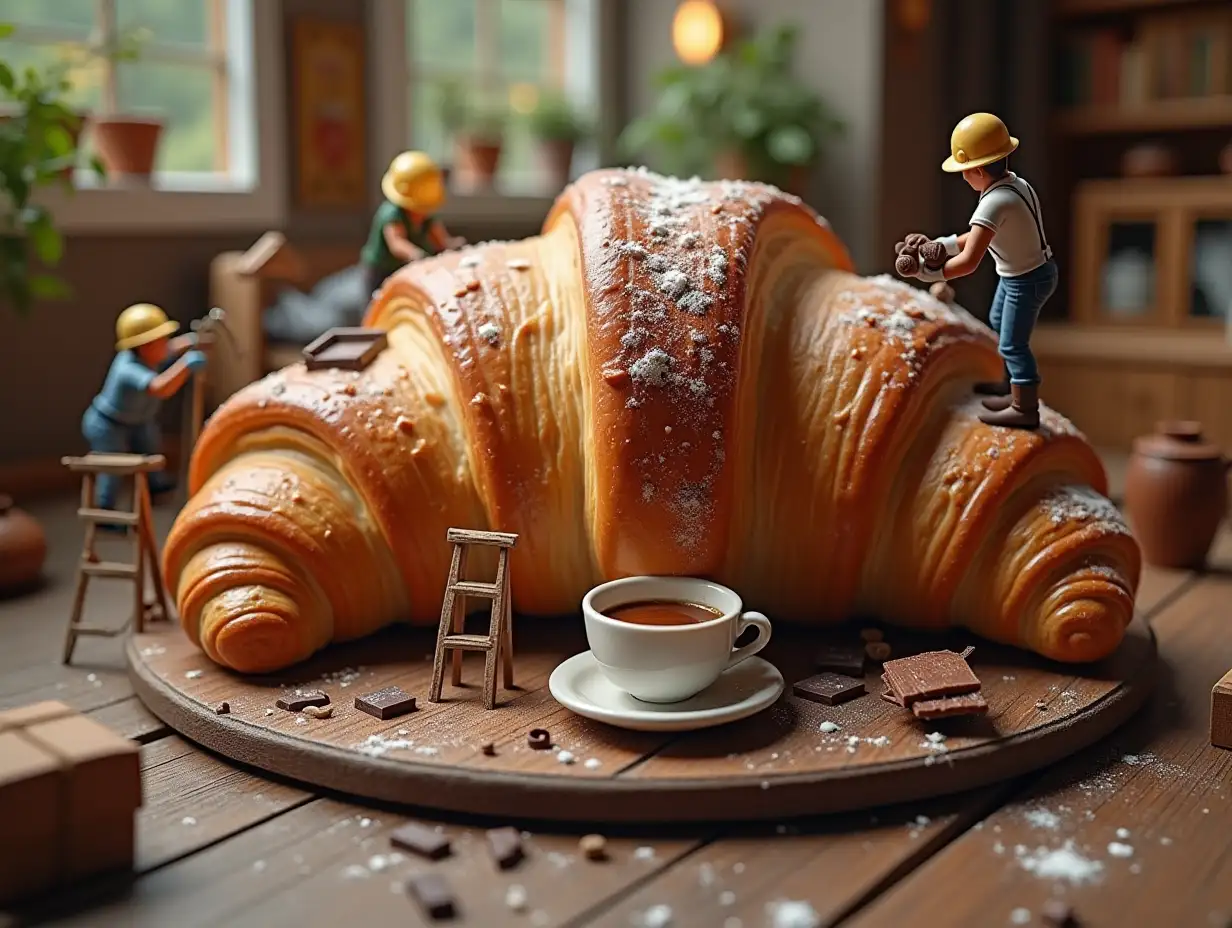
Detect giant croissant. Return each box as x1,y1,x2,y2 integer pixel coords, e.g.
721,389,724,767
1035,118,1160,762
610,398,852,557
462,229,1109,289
165,168,1140,674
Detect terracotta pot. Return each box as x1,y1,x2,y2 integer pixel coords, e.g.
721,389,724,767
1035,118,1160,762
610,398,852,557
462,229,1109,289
713,149,813,198
1124,420,1231,569
0,494,47,594
92,115,164,180
453,137,502,192
537,138,575,191
1121,143,1178,178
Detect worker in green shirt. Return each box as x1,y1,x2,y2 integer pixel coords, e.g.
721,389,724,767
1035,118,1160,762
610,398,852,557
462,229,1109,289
360,150,465,298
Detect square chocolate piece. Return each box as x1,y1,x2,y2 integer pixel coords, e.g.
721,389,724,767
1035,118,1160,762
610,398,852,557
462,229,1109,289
793,673,866,706
813,644,866,678
882,650,981,707
302,327,388,372
390,822,451,860
912,692,989,720
1212,669,1232,750
275,691,329,712
405,871,456,920
355,686,417,720
486,826,524,870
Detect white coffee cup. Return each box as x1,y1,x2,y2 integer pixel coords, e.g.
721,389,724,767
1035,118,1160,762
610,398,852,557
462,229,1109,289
581,576,772,703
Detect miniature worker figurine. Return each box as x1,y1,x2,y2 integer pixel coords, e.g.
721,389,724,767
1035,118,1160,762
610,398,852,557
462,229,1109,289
83,304,206,510
895,113,1057,431
360,150,466,299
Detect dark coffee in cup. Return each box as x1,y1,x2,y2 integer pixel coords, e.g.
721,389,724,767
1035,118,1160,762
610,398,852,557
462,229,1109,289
603,599,724,627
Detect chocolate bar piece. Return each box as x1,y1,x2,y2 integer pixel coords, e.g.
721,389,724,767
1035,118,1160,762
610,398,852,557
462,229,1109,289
390,822,451,860
405,871,456,920
275,690,329,712
813,644,866,678
881,650,980,707
486,826,525,870
793,673,866,706
1212,670,1232,751
912,692,988,719
355,686,417,720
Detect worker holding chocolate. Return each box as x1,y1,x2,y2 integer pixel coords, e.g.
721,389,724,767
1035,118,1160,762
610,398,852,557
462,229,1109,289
894,112,1056,431
360,151,466,299
83,304,206,510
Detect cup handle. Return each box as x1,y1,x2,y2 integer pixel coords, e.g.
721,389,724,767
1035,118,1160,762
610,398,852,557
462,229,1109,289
726,610,772,670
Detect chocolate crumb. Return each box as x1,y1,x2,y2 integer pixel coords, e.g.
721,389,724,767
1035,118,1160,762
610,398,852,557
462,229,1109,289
215,702,230,715
481,742,497,756
275,691,329,712
527,729,551,750
579,834,608,861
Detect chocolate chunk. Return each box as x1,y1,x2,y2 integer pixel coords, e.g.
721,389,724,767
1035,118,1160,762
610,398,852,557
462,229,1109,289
1041,899,1079,927
881,650,980,707
793,672,867,706
355,685,417,720
813,644,866,677
486,826,524,869
215,702,230,715
481,742,497,756
275,690,329,712
527,729,551,750
390,822,451,860
579,834,608,861
405,871,456,920
911,692,989,719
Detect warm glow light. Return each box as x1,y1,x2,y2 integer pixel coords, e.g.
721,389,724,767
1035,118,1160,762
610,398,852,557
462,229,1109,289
508,83,539,115
672,0,724,66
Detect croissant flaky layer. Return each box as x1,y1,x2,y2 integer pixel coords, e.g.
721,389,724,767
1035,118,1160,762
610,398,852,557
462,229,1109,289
164,168,1140,673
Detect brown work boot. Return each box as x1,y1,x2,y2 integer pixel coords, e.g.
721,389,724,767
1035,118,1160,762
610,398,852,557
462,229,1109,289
981,392,1013,411
977,383,1039,430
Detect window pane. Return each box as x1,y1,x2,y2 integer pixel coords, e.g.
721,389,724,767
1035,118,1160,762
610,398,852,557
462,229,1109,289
1100,221,1156,318
0,0,95,31
409,0,474,72
116,60,217,171
0,40,102,110
1191,219,1232,320
499,92,538,193
500,0,551,83
410,77,451,164
116,0,209,47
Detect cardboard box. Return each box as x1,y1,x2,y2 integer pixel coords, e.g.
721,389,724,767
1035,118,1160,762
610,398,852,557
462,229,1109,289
22,715,142,880
1213,670,1232,751
0,731,61,904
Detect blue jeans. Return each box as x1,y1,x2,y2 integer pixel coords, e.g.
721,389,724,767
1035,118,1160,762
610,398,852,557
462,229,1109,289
988,259,1058,386
82,406,173,509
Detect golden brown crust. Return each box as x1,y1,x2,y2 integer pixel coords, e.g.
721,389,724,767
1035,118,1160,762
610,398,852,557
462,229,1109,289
165,167,1140,672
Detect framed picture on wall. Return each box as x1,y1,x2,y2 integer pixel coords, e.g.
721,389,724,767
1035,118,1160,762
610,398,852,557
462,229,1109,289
292,18,367,209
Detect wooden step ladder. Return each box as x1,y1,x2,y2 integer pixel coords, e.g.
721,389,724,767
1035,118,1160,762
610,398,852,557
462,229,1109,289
60,453,170,665
428,528,519,710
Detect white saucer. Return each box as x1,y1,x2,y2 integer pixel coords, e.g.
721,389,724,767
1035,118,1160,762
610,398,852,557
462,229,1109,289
548,652,785,732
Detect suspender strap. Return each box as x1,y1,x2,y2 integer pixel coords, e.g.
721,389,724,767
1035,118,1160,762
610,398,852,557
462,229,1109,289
982,177,1052,261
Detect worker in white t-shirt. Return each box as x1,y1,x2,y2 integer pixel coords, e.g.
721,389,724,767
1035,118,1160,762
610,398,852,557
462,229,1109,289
894,112,1057,431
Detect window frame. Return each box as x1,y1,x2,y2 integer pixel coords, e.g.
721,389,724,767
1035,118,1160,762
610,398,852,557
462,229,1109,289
369,0,618,229
11,0,286,233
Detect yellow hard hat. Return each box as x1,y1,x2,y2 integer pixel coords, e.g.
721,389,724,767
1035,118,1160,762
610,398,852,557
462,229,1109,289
115,303,179,351
381,150,445,212
942,113,1019,173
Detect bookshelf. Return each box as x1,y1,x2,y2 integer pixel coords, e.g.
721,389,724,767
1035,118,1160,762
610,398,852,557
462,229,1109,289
1040,0,1232,451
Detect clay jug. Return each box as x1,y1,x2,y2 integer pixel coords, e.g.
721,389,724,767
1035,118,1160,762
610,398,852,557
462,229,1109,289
0,494,47,594
1124,421,1231,569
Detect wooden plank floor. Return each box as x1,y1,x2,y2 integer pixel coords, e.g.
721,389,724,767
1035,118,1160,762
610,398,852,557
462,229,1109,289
1,485,1230,927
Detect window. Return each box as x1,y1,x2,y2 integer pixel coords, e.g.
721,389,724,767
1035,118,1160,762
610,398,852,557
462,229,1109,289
374,0,602,200
0,0,284,231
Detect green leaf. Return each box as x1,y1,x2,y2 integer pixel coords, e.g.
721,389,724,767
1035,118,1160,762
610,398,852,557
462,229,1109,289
29,222,63,267
29,274,71,300
766,125,814,165
0,22,14,39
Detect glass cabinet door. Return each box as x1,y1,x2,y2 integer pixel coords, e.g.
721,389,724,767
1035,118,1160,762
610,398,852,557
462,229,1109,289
1190,218,1232,321
1100,220,1157,318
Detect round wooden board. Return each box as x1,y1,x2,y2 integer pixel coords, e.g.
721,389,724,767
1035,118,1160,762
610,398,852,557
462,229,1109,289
128,617,1157,824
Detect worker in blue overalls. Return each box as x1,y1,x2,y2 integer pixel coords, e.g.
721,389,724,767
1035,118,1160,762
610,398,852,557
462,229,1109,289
83,303,206,510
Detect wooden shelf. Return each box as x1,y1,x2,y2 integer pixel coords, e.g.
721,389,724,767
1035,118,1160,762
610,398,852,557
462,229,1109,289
1055,96,1232,134
1056,0,1229,19
1034,323,1232,367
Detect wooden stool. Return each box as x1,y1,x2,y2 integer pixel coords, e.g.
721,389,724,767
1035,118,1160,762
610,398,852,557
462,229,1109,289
60,453,170,665
428,528,518,710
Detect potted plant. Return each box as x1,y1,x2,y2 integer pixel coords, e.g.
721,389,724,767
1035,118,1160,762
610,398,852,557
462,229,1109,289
525,90,591,191
65,27,163,181
436,79,507,192
619,23,843,196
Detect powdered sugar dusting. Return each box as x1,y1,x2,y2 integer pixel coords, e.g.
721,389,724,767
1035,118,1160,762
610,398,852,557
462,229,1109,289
1016,841,1105,883
1041,485,1130,534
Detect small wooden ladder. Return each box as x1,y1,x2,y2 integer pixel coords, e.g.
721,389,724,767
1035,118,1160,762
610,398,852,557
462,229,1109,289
428,528,519,710
60,453,170,665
